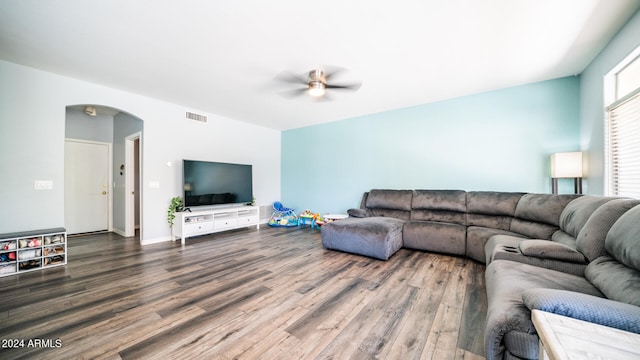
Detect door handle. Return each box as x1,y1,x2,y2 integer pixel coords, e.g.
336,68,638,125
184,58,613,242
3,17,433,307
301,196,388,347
102,191,107,195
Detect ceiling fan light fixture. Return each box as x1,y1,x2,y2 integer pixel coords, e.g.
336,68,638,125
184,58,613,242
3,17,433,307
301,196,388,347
275,67,358,99
308,82,325,97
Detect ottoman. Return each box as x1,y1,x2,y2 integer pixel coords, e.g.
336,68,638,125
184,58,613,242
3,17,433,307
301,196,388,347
320,217,404,260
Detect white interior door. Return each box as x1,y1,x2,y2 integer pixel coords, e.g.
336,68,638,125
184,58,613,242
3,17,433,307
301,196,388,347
125,133,141,237
65,139,110,234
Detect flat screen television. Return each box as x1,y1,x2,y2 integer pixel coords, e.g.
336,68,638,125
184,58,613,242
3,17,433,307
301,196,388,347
183,160,253,208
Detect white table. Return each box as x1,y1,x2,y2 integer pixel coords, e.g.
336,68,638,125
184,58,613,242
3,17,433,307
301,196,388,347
324,213,348,221
532,309,640,360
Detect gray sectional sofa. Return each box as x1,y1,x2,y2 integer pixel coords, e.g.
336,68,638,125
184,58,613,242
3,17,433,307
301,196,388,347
320,189,640,360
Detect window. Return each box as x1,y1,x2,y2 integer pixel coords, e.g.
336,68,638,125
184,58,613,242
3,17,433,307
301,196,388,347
605,48,640,198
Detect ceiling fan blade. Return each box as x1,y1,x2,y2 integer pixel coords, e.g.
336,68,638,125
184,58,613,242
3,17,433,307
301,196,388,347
274,71,308,85
325,82,362,91
323,66,347,81
277,88,308,98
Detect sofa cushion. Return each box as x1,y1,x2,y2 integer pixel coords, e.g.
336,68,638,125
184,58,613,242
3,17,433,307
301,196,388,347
484,260,603,360
365,189,413,220
485,234,522,264
514,193,581,226
466,226,526,263
411,210,466,226
412,190,466,212
550,230,578,248
411,190,467,226
347,208,368,218
466,213,513,231
486,235,587,276
523,288,640,334
509,219,558,239
365,189,412,211
368,208,411,221
466,191,523,216
403,221,466,255
358,191,369,208
585,256,640,306
604,204,640,272
576,199,640,262
519,240,586,263
559,196,615,238
550,196,615,249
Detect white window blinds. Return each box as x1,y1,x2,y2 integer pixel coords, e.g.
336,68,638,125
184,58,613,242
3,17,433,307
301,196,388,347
606,89,640,197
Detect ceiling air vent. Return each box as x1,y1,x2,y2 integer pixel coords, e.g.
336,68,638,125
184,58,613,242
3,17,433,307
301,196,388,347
186,111,208,123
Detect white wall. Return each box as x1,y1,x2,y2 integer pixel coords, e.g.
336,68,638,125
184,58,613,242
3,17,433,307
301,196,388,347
112,112,143,235
66,108,114,143
0,60,281,244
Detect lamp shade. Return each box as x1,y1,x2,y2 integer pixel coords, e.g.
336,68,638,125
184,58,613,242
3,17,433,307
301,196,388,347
551,152,583,178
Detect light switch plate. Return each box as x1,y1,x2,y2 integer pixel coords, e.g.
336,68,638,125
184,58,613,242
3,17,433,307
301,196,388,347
34,180,53,189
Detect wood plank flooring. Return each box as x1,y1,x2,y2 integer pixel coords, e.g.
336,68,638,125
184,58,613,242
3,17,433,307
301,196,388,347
0,226,487,359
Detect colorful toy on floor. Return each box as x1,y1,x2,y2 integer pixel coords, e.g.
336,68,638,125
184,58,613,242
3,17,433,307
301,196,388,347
268,201,299,227
298,209,315,228
312,213,325,228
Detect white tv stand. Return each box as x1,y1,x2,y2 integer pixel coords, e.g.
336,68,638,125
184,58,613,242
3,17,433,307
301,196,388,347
172,205,260,245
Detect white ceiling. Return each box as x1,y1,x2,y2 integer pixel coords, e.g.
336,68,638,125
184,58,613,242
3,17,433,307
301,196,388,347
1,1,639,130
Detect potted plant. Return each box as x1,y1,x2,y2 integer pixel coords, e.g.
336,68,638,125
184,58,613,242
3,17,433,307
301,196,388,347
167,196,184,228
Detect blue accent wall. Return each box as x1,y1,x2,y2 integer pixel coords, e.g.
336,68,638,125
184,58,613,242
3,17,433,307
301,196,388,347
580,9,640,195
282,77,580,214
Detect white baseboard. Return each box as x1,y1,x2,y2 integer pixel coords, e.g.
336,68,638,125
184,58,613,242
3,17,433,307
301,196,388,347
140,236,174,245
112,228,126,237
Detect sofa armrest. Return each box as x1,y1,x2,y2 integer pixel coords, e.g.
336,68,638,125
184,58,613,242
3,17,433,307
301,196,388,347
523,288,640,334
519,240,586,263
347,208,368,218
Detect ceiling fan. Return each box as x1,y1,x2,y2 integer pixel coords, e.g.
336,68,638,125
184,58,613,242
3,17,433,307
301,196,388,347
275,67,362,99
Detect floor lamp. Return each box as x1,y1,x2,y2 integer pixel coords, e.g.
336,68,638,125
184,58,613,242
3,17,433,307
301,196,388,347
551,152,583,194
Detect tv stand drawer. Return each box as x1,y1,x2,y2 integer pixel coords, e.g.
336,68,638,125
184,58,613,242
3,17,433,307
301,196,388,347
215,218,238,230
238,215,259,225
185,221,214,234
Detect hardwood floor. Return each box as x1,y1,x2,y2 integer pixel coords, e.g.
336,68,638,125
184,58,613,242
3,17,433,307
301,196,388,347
0,226,487,359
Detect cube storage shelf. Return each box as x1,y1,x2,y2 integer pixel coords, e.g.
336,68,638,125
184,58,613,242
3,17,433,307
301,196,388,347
0,228,67,277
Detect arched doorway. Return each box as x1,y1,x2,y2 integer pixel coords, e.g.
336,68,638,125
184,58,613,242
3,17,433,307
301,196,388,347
64,105,143,238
